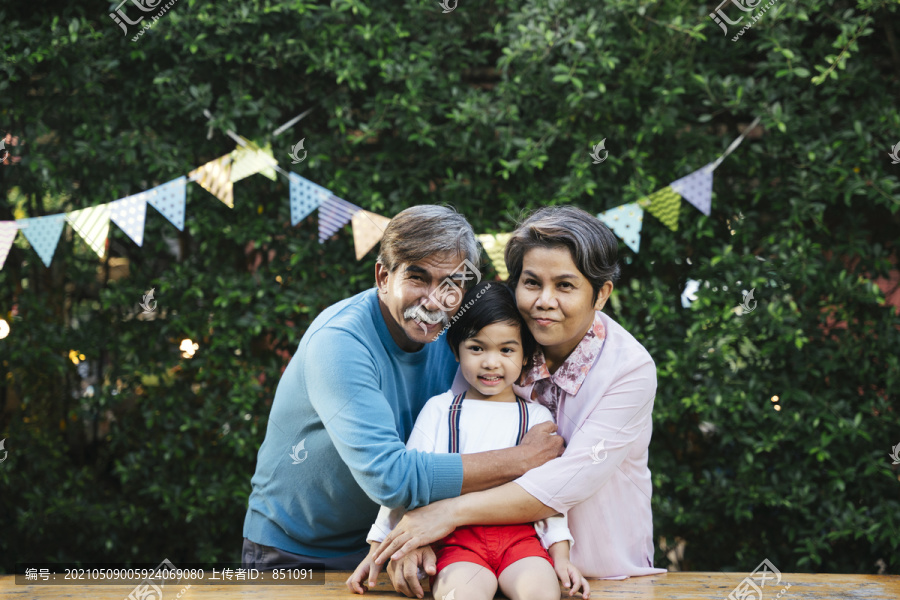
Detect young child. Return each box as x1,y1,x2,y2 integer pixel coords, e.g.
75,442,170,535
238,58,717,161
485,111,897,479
348,282,590,600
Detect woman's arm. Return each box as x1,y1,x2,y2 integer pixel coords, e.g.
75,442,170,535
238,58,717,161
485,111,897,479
372,482,557,565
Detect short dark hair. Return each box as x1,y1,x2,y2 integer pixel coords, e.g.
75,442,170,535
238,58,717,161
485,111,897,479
504,205,620,304
445,281,537,368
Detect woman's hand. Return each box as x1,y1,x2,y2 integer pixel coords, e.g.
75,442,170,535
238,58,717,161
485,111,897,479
345,543,384,594
373,498,458,566
553,558,591,599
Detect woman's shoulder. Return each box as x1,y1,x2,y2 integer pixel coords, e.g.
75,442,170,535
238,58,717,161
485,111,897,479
597,312,655,366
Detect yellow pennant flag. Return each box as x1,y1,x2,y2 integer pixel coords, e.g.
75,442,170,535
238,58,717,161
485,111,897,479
66,204,110,259
352,210,392,260
642,185,681,232
477,233,512,280
189,154,234,208
231,139,278,182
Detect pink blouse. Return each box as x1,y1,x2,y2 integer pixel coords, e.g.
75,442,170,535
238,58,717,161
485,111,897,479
513,310,666,579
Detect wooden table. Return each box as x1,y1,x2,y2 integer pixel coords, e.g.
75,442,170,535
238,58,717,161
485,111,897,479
2,571,899,599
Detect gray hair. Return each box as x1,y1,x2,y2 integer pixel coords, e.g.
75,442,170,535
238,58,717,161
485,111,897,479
376,205,480,273
505,205,620,303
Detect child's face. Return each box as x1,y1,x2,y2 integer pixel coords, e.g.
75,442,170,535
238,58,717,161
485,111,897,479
457,322,528,399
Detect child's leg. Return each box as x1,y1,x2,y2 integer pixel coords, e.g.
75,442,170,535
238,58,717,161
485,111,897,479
432,561,498,600
498,556,561,600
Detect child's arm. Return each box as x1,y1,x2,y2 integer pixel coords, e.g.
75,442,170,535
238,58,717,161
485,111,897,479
547,540,591,599
535,513,590,599
346,540,386,594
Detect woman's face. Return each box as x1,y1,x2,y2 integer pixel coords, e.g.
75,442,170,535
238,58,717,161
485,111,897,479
515,246,605,362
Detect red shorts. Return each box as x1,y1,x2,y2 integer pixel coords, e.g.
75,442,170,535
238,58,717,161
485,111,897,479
430,524,553,587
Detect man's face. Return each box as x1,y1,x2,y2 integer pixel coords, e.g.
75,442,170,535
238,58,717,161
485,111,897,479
376,252,472,351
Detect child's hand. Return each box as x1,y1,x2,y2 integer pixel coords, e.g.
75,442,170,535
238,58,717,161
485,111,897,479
553,558,591,599
346,546,384,594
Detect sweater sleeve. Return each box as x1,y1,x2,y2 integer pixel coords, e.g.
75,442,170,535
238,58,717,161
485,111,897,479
305,329,462,510
366,397,444,543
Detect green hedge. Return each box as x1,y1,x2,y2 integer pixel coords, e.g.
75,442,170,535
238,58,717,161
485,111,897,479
1,0,898,574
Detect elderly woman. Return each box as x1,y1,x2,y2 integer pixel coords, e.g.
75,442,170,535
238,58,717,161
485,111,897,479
373,205,666,582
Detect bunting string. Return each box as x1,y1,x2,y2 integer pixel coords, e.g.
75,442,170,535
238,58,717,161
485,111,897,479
2,117,760,273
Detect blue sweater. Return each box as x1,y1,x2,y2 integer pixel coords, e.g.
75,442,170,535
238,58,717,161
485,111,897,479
243,287,464,557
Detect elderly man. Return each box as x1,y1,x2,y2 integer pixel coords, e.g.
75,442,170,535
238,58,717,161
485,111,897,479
242,205,564,597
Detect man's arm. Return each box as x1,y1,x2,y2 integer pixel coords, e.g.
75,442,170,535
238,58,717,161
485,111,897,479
304,329,462,509
459,421,565,494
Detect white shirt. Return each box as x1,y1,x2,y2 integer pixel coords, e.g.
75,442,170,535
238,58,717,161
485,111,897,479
366,390,575,551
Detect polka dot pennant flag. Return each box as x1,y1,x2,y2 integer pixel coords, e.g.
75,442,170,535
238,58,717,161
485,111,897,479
318,195,362,244
146,176,187,231
66,204,110,259
288,173,329,226
231,139,278,182
189,154,234,208
643,185,681,232
476,232,512,280
669,163,714,216
351,210,392,261
597,203,644,254
0,221,21,270
18,214,66,267
109,193,148,247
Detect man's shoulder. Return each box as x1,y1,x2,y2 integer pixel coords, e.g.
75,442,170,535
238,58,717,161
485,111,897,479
307,288,377,337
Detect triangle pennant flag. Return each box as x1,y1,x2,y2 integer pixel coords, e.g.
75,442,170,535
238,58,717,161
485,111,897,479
109,193,148,247
642,186,682,232
66,204,110,259
231,139,278,182
146,176,188,231
189,154,234,208
597,203,644,254
288,173,329,226
18,214,66,267
318,195,362,243
669,163,714,216
351,210,392,260
0,221,20,270
476,233,512,280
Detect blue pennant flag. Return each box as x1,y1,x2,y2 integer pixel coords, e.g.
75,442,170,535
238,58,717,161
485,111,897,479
597,203,644,253
18,214,67,267
289,173,330,226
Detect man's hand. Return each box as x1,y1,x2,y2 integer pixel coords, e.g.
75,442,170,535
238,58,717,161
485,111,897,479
519,421,565,471
386,545,437,599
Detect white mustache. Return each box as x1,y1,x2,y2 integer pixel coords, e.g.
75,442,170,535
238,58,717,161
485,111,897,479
404,305,449,326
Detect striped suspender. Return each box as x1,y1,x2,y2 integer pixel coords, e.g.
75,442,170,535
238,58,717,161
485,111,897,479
448,393,465,453
447,393,529,453
515,396,529,444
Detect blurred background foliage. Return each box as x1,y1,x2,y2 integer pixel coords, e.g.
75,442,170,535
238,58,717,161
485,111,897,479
1,0,899,575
